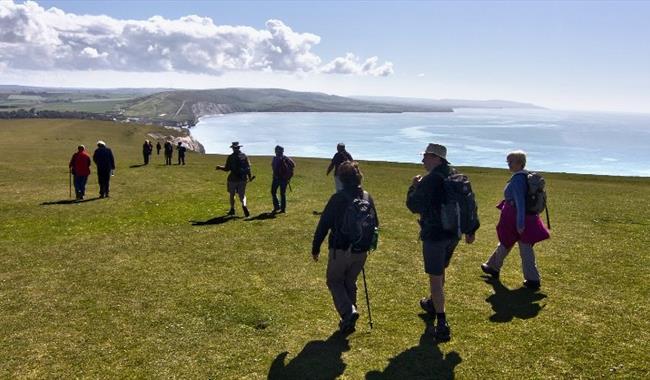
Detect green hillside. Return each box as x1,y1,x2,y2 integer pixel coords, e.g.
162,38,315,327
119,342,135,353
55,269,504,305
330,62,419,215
123,88,453,124
0,119,648,378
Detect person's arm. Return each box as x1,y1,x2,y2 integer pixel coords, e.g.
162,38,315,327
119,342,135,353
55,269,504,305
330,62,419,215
216,156,230,171
368,193,379,229
312,195,337,259
511,173,528,232
246,157,253,181
326,161,335,175
109,150,115,170
406,174,434,214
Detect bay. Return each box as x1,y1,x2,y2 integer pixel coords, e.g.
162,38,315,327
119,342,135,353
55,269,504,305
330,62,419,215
191,108,650,177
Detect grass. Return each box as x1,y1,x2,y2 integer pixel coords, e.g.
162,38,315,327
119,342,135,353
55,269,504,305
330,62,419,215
0,119,648,379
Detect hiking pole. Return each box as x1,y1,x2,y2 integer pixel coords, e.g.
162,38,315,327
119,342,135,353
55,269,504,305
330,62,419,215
288,181,293,192
361,267,373,329
69,169,72,198
545,205,551,230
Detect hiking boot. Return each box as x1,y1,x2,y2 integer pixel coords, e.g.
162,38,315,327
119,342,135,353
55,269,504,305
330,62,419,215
242,206,250,217
419,297,436,316
227,208,235,216
339,311,359,333
481,263,500,279
271,208,280,214
523,280,541,290
433,321,451,342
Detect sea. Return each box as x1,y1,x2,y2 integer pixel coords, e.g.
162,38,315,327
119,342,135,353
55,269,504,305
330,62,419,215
190,108,650,177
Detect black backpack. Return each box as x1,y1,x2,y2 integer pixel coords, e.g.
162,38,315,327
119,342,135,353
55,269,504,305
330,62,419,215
519,171,547,215
278,156,294,180
438,172,479,238
234,153,250,179
340,191,378,252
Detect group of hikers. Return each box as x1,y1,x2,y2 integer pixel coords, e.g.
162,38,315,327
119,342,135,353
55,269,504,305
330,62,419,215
142,140,186,166
68,138,550,342
311,142,549,342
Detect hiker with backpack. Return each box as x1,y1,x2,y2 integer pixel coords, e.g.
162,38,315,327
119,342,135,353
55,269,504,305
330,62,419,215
271,145,295,214
326,143,353,192
142,140,153,165
312,161,379,334
164,140,173,165
481,150,550,290
406,143,479,342
177,142,186,165
216,141,253,217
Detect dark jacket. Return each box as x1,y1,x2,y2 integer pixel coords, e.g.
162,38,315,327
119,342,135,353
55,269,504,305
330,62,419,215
93,146,115,172
330,151,353,175
312,185,379,254
406,163,458,241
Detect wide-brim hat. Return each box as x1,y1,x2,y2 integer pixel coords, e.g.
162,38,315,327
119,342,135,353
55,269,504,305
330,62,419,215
230,141,243,149
97,140,106,146
422,143,448,162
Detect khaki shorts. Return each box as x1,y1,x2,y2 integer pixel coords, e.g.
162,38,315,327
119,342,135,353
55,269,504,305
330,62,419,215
227,180,247,196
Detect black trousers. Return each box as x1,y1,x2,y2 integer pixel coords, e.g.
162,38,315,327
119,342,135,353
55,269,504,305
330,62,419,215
97,170,111,196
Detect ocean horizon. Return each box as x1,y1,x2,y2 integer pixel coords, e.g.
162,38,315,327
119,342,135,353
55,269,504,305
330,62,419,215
190,108,650,177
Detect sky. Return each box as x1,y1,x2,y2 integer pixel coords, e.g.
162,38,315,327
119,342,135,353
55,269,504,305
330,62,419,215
1,0,649,112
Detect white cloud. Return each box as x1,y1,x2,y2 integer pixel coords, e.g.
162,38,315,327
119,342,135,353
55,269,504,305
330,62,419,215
0,0,392,76
320,53,394,77
417,73,425,77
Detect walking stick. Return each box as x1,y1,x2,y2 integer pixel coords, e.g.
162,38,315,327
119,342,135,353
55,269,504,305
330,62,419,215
545,204,551,230
362,267,373,329
69,169,72,198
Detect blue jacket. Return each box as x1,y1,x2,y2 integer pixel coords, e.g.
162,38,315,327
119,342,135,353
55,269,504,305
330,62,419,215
505,171,528,231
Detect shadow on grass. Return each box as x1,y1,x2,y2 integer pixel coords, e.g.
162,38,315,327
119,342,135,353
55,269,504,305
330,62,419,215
41,197,102,205
190,215,240,225
366,314,461,379
245,212,277,221
129,164,147,168
482,275,547,323
268,330,350,380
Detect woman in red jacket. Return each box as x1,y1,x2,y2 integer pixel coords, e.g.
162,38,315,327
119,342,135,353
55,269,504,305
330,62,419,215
69,145,91,200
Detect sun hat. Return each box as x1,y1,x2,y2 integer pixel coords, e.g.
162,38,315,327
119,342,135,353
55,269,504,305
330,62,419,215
230,141,243,149
422,143,448,162
97,140,106,146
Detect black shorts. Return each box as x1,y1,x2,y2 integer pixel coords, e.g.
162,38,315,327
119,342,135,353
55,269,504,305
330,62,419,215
422,238,459,276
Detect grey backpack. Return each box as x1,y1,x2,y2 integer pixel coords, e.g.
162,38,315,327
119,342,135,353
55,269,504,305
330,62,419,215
522,172,547,214
439,173,479,238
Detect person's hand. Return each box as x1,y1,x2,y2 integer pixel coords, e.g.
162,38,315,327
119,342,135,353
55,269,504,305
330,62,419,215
465,234,475,244
412,175,422,187
312,253,319,262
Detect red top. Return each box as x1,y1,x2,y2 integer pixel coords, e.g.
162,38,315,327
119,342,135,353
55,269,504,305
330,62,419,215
69,150,91,176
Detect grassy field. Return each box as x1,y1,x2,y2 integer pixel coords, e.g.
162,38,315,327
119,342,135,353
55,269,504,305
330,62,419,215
0,119,648,379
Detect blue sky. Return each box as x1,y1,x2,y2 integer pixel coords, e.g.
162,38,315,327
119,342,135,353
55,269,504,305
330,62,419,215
1,0,649,112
